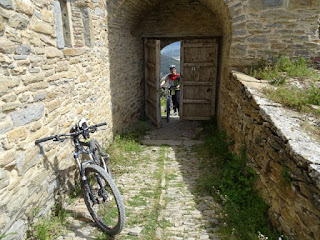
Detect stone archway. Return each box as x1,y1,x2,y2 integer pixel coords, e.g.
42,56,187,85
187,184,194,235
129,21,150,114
106,0,232,132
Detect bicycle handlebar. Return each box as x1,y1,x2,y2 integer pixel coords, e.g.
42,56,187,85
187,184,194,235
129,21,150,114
35,122,107,145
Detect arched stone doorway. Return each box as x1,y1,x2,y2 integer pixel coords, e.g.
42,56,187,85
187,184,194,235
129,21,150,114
106,0,231,132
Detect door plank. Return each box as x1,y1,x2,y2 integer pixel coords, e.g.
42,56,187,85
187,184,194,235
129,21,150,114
144,39,161,127
181,39,218,120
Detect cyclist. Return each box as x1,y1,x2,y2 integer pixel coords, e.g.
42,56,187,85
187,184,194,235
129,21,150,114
160,65,180,114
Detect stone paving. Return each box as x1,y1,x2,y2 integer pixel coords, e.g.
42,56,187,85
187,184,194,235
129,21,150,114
58,119,222,239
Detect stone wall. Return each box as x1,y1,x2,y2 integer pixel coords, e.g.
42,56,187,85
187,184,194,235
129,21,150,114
1,0,320,239
0,0,143,239
219,71,320,240
228,0,320,67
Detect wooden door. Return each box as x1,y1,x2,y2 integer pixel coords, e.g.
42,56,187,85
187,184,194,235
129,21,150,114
145,39,161,127
180,39,218,120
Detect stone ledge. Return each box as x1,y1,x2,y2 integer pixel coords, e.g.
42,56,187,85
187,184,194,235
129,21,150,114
232,70,320,183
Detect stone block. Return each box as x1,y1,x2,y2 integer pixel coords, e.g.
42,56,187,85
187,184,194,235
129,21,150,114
0,212,7,229
8,13,29,29
41,10,53,23
11,66,27,76
45,47,63,58
29,19,54,35
27,126,48,143
289,0,320,9
33,91,46,101
7,127,27,143
29,55,46,65
260,9,298,19
55,61,69,72
2,102,20,112
16,44,31,55
16,0,34,16
16,148,41,176
7,188,29,212
0,38,15,54
0,19,4,36
0,150,15,167
2,94,16,103
63,48,85,56
27,81,49,91
10,103,44,127
45,99,61,113
0,120,13,134
0,169,9,190
13,55,28,61
30,121,42,132
0,0,13,9
29,68,41,73
22,72,45,85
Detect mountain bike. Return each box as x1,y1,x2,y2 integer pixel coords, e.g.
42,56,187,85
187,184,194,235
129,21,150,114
163,86,173,122
163,86,179,122
35,119,125,235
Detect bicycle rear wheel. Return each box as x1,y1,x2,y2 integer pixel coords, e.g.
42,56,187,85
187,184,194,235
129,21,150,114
81,164,125,235
90,139,112,177
166,98,170,122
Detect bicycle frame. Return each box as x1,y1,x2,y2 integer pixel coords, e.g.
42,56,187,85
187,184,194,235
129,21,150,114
72,133,106,205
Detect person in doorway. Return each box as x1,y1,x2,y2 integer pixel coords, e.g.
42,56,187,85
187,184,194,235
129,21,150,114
161,65,180,114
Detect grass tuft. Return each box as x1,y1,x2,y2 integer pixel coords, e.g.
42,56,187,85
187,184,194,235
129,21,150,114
249,55,319,85
27,202,69,240
194,118,284,240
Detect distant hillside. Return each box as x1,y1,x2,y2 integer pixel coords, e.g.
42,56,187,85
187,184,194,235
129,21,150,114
160,55,180,78
161,41,180,61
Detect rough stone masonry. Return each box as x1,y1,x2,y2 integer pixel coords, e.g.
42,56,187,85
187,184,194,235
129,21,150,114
0,0,319,239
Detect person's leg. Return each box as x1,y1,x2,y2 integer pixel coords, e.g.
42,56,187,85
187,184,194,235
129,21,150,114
175,90,180,113
172,94,177,112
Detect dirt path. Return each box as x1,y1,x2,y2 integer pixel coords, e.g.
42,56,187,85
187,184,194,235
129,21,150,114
59,118,222,240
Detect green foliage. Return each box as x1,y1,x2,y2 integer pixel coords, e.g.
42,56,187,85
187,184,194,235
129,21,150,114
107,120,150,169
263,85,320,114
249,55,319,85
306,85,320,105
28,203,69,240
194,118,282,239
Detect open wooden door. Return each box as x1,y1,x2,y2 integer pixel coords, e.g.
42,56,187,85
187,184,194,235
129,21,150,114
145,39,161,127
180,39,218,120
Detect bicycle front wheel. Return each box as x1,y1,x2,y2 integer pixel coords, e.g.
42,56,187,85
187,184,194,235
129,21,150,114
81,164,125,235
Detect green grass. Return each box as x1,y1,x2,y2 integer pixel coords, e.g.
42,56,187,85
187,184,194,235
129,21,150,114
128,195,148,207
262,85,320,115
248,55,320,116
0,233,16,240
27,203,69,240
193,118,284,240
249,55,319,85
107,120,150,171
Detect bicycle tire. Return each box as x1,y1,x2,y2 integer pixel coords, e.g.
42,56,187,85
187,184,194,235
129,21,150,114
90,139,112,177
81,164,125,235
166,98,170,122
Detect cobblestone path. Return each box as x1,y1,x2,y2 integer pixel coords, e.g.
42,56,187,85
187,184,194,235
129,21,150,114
60,119,222,239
